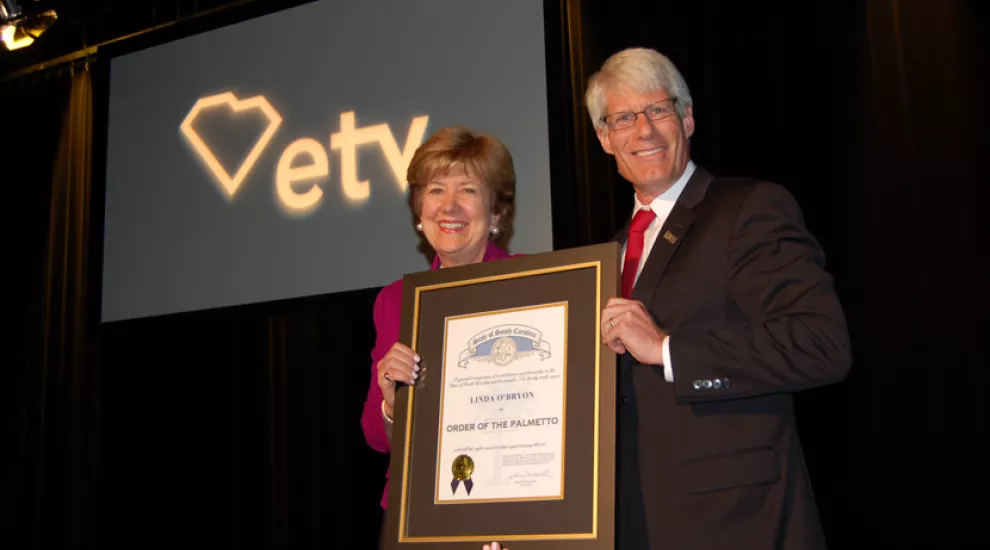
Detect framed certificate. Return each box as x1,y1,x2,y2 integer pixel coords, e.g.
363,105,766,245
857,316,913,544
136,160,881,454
384,242,619,549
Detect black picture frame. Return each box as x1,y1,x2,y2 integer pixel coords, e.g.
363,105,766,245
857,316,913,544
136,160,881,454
384,242,619,550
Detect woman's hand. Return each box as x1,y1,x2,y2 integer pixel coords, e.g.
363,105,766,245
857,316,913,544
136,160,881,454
376,342,420,418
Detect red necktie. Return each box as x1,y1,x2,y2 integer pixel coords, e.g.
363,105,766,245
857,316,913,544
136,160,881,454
622,208,657,299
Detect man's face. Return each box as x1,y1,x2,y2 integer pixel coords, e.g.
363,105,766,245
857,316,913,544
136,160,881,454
596,88,695,199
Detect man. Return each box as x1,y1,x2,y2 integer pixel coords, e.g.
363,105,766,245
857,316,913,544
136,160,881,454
595,47,851,550
484,48,851,550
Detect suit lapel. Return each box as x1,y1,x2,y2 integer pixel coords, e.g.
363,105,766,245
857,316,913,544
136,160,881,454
630,205,696,306
628,167,714,306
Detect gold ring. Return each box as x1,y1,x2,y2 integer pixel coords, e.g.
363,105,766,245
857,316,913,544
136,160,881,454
609,318,615,328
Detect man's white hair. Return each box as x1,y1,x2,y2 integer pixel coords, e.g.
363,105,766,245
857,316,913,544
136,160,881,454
584,47,693,128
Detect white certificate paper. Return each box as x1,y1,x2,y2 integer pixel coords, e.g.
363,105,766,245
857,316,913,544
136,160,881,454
435,302,567,504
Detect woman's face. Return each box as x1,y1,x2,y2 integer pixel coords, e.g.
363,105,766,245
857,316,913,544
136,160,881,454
419,168,497,268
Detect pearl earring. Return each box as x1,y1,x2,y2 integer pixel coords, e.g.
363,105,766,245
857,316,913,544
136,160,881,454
416,222,423,231
491,226,499,235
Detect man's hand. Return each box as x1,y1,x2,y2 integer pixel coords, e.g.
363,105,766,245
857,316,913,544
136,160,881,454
601,297,668,365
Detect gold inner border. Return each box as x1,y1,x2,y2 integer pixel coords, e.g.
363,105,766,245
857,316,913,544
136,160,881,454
398,261,603,543
432,301,569,505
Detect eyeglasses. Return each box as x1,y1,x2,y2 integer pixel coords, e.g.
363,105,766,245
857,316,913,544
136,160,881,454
601,98,679,131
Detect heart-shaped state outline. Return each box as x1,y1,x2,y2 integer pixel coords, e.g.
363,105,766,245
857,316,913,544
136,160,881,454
179,92,283,197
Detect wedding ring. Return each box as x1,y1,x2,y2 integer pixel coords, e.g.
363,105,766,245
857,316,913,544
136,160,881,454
384,372,391,381
609,318,616,328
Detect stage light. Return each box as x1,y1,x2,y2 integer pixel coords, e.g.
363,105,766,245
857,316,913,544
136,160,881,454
1,0,57,51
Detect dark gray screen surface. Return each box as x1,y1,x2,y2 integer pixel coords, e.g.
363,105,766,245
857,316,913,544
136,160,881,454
102,0,552,322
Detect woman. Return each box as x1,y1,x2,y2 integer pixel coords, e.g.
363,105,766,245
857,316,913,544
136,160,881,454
359,126,520,544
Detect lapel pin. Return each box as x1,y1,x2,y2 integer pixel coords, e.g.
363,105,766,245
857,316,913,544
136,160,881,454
663,231,678,244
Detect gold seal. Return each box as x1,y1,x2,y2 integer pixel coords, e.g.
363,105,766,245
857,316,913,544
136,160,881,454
451,455,475,481
491,337,517,366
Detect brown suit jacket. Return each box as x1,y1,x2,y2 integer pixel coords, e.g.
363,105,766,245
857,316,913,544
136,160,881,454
612,167,852,550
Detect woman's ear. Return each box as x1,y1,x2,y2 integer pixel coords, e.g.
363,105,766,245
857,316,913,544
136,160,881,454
492,207,505,228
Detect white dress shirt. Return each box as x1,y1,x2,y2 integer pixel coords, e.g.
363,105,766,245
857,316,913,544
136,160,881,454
620,161,696,382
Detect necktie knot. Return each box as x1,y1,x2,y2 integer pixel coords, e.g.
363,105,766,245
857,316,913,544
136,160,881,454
630,208,656,233
621,208,656,298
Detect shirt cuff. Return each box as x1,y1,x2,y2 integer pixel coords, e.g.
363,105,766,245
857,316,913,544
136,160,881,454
662,335,674,383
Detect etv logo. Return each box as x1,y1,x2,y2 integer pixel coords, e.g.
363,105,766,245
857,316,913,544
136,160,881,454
179,91,429,214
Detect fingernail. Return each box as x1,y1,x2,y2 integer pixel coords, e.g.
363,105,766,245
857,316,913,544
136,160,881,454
413,372,419,379
414,365,421,372
414,354,421,362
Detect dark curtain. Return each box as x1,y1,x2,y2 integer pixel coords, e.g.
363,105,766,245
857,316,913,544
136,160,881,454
853,1,989,544
97,288,388,549
0,75,66,550
43,68,98,550
2,68,97,549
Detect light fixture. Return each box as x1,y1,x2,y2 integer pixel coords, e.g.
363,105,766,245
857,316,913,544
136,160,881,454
1,0,57,51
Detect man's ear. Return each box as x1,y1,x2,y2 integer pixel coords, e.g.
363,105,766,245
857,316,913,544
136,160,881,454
596,126,614,155
682,105,696,139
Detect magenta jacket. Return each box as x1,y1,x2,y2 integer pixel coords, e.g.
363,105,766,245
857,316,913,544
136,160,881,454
360,242,520,509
